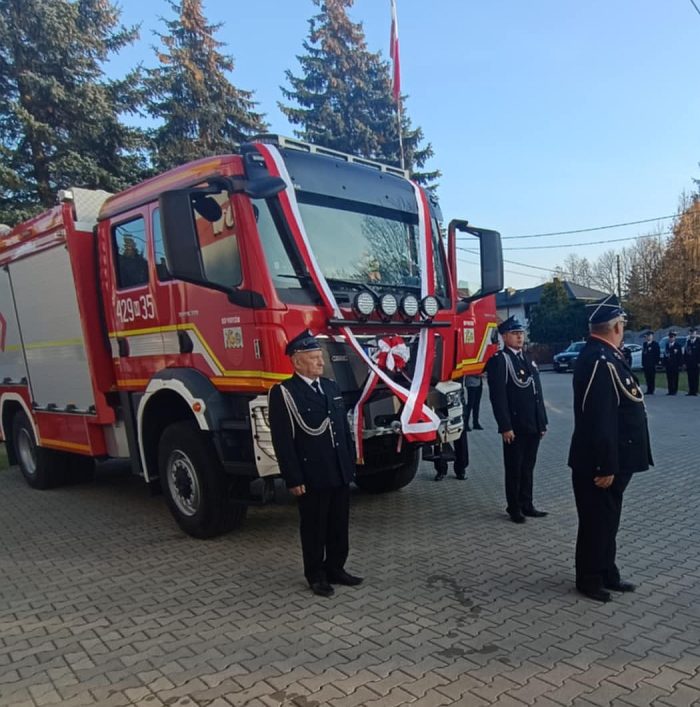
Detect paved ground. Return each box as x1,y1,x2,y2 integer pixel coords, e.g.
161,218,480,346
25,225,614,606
0,372,699,707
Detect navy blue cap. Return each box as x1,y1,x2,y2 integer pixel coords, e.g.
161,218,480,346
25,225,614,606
285,329,321,356
587,294,626,324
668,330,677,337
498,316,525,335
689,327,697,334
642,330,654,336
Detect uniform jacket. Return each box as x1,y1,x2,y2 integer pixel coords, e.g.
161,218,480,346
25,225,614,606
568,337,653,477
486,348,548,435
684,337,700,366
642,340,660,368
665,340,683,370
268,374,355,490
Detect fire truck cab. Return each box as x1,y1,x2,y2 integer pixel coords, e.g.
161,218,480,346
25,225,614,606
0,135,502,538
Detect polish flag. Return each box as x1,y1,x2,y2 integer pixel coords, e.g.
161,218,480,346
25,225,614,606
389,0,401,103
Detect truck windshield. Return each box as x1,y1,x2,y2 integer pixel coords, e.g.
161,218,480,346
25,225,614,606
254,193,448,297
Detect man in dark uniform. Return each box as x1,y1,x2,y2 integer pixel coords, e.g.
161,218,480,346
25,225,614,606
268,330,362,598
641,330,660,394
486,316,548,523
664,331,683,395
684,327,700,396
568,295,653,602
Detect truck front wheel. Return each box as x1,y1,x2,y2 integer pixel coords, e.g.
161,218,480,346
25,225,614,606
354,448,419,493
11,410,67,489
158,421,246,538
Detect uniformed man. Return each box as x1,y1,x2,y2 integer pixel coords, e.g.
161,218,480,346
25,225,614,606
641,330,660,394
664,331,683,395
684,327,700,396
268,330,362,597
568,295,653,602
486,316,548,523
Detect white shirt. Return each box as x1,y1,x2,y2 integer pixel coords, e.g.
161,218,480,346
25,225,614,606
297,373,323,394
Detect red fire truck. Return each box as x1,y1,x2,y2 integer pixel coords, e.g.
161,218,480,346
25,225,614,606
0,136,502,538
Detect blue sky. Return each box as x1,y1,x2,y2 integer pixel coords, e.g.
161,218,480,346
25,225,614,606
109,0,700,289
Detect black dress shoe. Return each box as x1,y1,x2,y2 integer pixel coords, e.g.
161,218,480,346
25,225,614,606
473,423,484,430
434,472,446,481
577,586,612,602
310,581,334,597
327,570,363,586
509,513,526,524
605,580,636,592
522,508,548,518
455,470,467,480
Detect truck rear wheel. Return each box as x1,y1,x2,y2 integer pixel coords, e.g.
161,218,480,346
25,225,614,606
354,449,419,493
11,410,67,489
158,421,246,538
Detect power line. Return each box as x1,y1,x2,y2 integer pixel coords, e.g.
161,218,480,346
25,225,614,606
501,214,675,240
458,246,574,278
502,230,671,251
691,0,700,17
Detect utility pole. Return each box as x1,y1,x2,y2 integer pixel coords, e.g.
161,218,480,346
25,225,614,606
616,254,622,301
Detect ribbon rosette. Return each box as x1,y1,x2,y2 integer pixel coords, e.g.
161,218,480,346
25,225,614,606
373,336,410,372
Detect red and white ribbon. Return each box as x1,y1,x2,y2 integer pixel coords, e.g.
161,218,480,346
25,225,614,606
373,335,409,372
255,143,440,460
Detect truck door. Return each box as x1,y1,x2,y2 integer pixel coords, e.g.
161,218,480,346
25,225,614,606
103,209,162,387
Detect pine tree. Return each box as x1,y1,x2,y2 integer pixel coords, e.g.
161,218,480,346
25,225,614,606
529,279,588,344
0,0,148,225
147,0,267,171
280,0,439,186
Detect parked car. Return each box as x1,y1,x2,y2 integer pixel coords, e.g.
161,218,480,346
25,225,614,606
621,343,642,370
553,341,586,372
658,335,687,370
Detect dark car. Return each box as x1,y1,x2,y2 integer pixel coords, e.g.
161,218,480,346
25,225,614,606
658,335,687,370
553,341,586,372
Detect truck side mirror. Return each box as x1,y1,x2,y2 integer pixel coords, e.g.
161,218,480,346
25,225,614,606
244,176,286,200
448,219,503,308
159,188,209,286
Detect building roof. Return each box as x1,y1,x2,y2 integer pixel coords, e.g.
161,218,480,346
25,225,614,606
496,280,609,308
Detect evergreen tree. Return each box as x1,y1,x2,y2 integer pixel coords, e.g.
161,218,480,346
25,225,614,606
147,0,267,171
280,0,439,186
0,0,148,225
529,279,588,345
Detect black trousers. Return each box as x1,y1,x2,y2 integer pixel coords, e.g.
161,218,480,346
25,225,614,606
643,365,656,393
434,407,469,476
688,363,699,395
298,485,350,584
666,365,679,394
465,383,483,425
572,471,632,589
502,433,540,515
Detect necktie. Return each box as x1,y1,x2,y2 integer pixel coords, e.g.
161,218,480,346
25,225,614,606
311,380,323,397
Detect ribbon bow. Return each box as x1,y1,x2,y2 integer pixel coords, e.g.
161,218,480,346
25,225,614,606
373,336,410,372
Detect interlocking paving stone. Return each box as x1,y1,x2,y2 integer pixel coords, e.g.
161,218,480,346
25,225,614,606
1,373,699,706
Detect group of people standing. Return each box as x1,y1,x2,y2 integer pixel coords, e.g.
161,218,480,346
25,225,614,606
642,328,700,396
269,294,652,605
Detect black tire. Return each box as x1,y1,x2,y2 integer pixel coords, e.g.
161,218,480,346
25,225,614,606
158,421,247,538
354,449,419,494
11,410,67,489
66,454,95,484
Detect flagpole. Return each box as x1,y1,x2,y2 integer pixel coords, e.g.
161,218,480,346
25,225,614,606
389,0,405,171
396,96,405,171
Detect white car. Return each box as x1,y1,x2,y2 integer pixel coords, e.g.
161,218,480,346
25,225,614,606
622,343,642,370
